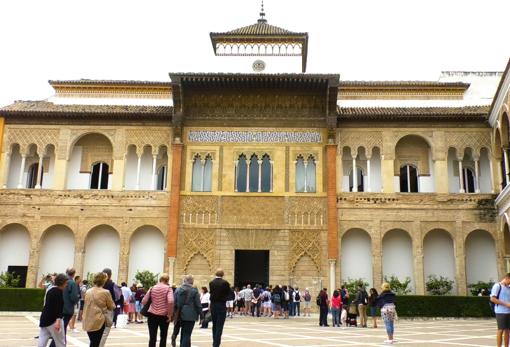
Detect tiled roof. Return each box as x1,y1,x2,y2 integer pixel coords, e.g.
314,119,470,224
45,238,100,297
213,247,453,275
211,19,306,37
338,106,490,121
49,79,171,86
0,101,172,119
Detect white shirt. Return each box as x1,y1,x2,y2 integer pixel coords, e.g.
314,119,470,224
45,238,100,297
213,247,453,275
201,292,210,311
121,286,131,303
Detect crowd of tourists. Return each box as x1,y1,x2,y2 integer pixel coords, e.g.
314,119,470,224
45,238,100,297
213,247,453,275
36,267,398,346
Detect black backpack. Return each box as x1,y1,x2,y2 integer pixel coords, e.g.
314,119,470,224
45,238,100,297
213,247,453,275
490,283,502,313
272,293,281,304
295,291,300,301
316,294,322,306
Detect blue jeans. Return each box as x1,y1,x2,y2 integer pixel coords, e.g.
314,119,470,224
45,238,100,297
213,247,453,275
295,302,300,316
384,319,394,335
211,302,227,347
331,308,340,326
180,320,195,347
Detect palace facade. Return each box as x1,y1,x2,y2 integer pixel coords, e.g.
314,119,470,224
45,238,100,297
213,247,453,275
1,9,510,296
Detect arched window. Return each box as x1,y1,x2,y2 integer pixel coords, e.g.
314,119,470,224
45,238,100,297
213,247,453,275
400,164,418,193
90,162,109,189
191,154,213,192
157,165,167,191
296,155,316,193
349,167,364,192
235,153,272,192
26,163,42,189
463,167,475,193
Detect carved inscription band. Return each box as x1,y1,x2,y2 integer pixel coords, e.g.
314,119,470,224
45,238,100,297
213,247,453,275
188,131,322,143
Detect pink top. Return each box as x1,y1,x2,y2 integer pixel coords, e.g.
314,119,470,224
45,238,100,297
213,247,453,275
142,283,174,318
331,296,342,309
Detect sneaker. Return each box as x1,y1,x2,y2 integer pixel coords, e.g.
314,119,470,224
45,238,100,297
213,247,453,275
72,329,80,333
384,340,393,344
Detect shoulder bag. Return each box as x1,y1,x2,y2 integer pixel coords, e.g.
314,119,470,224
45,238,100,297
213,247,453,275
140,288,152,317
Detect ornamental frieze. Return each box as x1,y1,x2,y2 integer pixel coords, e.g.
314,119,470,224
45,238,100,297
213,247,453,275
188,130,322,143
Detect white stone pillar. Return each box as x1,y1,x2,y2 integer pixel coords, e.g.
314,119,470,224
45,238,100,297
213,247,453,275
246,159,250,192
270,160,274,192
258,159,262,192
366,156,372,192
17,154,26,189
151,154,157,190
329,260,336,293
474,157,480,193
135,155,142,190
234,160,239,192
458,159,465,193
504,149,510,186
200,158,205,191
352,157,358,192
35,155,44,189
97,163,104,190
304,161,308,192
489,154,495,193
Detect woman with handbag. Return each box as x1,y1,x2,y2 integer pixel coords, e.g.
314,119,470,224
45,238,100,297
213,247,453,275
141,273,174,347
83,272,115,347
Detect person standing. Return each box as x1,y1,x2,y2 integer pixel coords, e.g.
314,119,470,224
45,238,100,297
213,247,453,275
368,288,379,328
491,273,510,347
355,284,368,328
100,268,121,347
174,275,201,347
78,279,88,322
142,274,174,347
377,282,397,345
272,285,283,319
49,267,79,347
68,275,81,333
226,286,235,318
303,288,312,317
243,284,253,316
38,273,68,347
134,284,146,323
83,272,116,347
121,282,132,317
331,290,342,327
318,288,329,327
251,285,262,317
199,287,211,328
209,269,231,347
281,285,290,319
294,287,301,317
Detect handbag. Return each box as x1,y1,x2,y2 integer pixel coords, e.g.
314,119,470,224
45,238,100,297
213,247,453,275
174,288,192,322
140,288,152,317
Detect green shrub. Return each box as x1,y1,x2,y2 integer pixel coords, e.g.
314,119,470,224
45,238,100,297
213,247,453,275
135,270,158,291
426,275,454,295
0,271,21,288
394,295,492,317
467,281,494,296
384,275,412,295
0,288,45,311
343,278,370,297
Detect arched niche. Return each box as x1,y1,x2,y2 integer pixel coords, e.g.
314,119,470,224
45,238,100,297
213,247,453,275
465,230,498,286
0,224,30,273
38,225,75,279
128,226,165,283
341,228,372,287
382,229,414,292
83,225,120,282
395,135,433,193
423,229,456,293
184,253,211,290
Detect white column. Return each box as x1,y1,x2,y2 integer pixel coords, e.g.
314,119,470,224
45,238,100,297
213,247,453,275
200,158,205,191
135,155,142,190
489,154,495,193
303,161,308,193
329,260,336,293
246,159,250,192
151,154,157,190
257,159,262,192
366,156,372,192
352,157,358,192
270,160,274,192
17,154,26,189
97,162,104,190
234,160,239,192
504,149,510,186
35,155,44,189
474,157,480,193
2,153,11,189
458,159,465,193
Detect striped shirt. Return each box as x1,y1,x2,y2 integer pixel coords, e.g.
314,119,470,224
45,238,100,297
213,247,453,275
142,283,174,317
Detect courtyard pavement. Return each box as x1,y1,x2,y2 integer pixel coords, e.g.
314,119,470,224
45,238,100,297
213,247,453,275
0,314,497,347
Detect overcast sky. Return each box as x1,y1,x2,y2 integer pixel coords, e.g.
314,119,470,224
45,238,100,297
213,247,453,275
0,0,509,107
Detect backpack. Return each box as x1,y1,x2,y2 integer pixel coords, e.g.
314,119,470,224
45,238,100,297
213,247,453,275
361,290,368,305
295,291,300,301
316,294,322,306
113,284,123,303
304,292,311,301
272,293,281,304
263,292,270,302
284,291,290,301
490,283,502,313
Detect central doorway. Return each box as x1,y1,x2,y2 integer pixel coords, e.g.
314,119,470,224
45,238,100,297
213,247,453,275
234,250,269,288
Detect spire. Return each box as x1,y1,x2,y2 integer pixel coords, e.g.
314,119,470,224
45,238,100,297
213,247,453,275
258,0,267,23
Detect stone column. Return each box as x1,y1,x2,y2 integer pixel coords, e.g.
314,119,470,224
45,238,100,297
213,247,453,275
52,158,68,190
73,248,84,280
454,221,467,295
336,150,343,193
372,222,383,287
270,160,274,192
35,155,44,189
366,156,372,192
26,236,40,288
168,257,176,285
458,157,465,193
16,154,26,189
352,156,357,192
381,155,395,193
135,151,142,190
246,159,250,192
326,144,339,262
329,260,336,292
412,222,425,295
489,153,496,193
474,156,480,193
257,159,262,192
433,159,449,193
151,153,158,190
504,148,510,186
167,142,183,260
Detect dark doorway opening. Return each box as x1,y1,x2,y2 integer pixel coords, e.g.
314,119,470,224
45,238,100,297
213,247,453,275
234,250,269,289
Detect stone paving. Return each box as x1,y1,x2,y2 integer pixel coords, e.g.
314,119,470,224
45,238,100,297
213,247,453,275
0,314,497,347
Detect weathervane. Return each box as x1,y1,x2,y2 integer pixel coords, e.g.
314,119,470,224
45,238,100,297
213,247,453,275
258,0,267,23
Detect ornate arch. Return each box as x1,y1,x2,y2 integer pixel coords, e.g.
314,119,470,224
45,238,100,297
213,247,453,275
289,230,321,274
